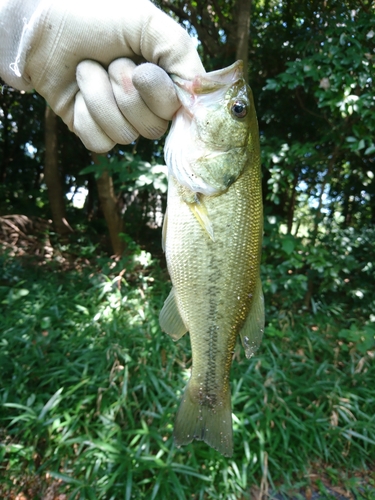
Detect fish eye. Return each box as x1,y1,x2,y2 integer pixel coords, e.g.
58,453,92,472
231,100,247,118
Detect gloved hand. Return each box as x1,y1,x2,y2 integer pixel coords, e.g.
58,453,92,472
12,0,205,152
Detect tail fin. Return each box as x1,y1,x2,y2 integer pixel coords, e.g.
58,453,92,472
173,384,233,457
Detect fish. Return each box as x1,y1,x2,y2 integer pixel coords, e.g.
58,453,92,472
160,60,264,457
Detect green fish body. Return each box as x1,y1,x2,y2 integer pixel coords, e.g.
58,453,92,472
160,61,264,457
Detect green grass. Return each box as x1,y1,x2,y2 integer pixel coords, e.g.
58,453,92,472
0,250,374,499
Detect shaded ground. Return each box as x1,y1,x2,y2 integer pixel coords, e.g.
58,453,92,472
257,462,374,499
1,460,373,499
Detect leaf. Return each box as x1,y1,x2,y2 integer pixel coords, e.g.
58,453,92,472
339,33,347,45
79,165,98,175
343,430,375,446
356,139,365,151
365,144,375,155
3,403,36,414
4,288,30,304
264,79,280,91
282,236,296,255
47,471,82,485
75,304,90,315
38,388,64,420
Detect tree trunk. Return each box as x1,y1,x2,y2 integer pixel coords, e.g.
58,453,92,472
91,152,125,256
287,173,299,234
85,173,96,220
236,0,252,81
44,105,73,236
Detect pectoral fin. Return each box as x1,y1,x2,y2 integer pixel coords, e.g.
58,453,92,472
240,277,265,358
177,184,215,242
189,200,215,242
159,288,188,341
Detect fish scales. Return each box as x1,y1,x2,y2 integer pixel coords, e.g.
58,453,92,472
160,60,264,457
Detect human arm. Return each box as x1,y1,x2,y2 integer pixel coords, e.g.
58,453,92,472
0,0,205,152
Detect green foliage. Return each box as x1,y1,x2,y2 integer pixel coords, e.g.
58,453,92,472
264,10,375,158
80,153,167,194
253,0,375,228
339,324,375,354
262,219,375,327
1,246,374,498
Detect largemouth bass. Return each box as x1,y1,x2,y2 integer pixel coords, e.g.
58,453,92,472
160,60,264,457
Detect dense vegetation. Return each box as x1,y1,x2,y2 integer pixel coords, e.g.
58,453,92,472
1,0,374,498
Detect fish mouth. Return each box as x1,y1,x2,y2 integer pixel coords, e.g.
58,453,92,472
171,60,245,111
170,76,196,114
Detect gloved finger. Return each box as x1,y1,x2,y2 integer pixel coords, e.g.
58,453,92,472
73,91,116,153
108,58,169,140
132,63,180,121
124,1,206,80
76,59,139,144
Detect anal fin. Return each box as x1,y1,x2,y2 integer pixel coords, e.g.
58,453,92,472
240,276,265,359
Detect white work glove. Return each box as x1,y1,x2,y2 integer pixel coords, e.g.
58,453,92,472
8,0,205,152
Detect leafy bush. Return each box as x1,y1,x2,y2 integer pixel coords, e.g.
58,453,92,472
262,221,375,327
